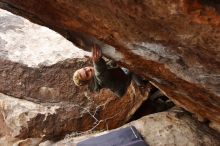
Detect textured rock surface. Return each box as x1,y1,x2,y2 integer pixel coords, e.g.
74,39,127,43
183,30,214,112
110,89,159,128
0,9,151,141
0,0,219,123
0,47,150,140
0,9,90,67
0,83,149,140
0,137,41,146
39,108,220,146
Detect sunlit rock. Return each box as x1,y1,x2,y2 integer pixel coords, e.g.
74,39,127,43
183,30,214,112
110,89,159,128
0,9,89,68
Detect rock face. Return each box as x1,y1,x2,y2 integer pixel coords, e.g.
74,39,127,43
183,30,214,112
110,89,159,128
0,137,41,146
0,9,89,68
0,0,219,123
0,86,148,140
0,9,150,141
40,108,220,146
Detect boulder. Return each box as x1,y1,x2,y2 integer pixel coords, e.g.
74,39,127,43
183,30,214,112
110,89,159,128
0,0,219,123
0,136,41,146
39,108,220,146
0,84,149,140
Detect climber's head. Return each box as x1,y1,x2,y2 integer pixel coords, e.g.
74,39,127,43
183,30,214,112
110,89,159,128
73,67,95,86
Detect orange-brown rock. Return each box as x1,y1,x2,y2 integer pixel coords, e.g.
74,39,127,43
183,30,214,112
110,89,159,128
0,0,219,123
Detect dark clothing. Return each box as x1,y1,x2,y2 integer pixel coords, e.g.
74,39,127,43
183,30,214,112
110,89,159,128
88,58,131,97
77,126,148,146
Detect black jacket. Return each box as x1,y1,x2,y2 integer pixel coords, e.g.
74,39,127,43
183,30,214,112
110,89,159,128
88,58,131,97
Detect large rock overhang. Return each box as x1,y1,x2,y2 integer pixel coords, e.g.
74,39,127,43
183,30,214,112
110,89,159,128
0,0,219,123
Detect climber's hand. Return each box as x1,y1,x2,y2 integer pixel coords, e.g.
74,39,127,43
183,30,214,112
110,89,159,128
92,44,102,63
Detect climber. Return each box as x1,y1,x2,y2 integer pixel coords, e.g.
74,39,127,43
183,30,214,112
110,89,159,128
73,44,174,110
73,44,132,97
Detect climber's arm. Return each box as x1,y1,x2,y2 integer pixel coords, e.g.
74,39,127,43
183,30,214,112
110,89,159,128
91,45,131,97
92,45,110,85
